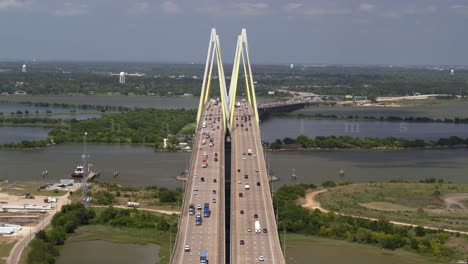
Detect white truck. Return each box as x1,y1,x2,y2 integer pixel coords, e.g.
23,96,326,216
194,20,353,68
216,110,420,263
202,122,207,128
255,221,261,233
127,201,140,208
247,149,252,155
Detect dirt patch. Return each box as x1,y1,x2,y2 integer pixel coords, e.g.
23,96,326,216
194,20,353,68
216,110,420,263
302,189,328,212
359,202,416,212
441,193,468,210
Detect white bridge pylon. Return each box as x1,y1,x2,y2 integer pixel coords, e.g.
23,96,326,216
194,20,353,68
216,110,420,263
196,28,259,132
228,29,259,130
197,28,229,130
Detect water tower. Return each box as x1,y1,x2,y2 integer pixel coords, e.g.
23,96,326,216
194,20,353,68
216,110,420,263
119,72,126,84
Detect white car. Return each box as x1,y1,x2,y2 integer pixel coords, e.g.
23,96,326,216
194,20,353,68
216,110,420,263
259,256,265,261
184,245,190,252
244,184,250,190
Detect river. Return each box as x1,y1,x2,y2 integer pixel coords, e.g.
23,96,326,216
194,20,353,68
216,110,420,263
261,117,468,141
1,143,467,186
3,116,468,144
0,126,50,144
0,95,273,109
56,240,159,264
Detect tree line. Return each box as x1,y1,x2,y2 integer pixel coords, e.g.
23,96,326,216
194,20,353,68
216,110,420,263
48,108,196,147
274,184,464,260
27,202,178,264
280,113,468,124
268,135,468,150
1,62,467,97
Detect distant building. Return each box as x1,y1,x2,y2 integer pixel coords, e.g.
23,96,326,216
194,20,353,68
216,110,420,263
267,91,275,95
450,69,455,75
21,64,27,73
119,72,126,84
290,64,294,69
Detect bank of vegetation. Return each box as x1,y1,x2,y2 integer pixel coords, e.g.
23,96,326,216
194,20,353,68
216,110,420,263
86,181,183,208
316,181,468,233
0,116,62,125
274,184,467,261
268,135,468,150
48,108,196,148
0,140,49,149
1,62,467,97
26,203,177,264
277,112,468,124
0,101,132,113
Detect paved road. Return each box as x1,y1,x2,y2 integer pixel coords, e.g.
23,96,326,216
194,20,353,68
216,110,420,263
171,100,225,264
230,101,285,264
6,185,80,264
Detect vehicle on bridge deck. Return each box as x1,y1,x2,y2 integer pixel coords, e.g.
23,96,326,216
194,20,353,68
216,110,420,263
195,214,202,225
200,250,208,264
204,203,210,217
189,204,195,215
255,220,261,233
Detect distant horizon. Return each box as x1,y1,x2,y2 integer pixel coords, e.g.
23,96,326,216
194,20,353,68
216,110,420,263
1,59,467,69
1,1,467,66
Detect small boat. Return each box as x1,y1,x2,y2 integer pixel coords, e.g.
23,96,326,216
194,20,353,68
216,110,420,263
71,165,85,178
339,169,345,177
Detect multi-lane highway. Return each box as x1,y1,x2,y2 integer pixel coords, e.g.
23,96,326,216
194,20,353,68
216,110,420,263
171,100,225,264
230,101,285,264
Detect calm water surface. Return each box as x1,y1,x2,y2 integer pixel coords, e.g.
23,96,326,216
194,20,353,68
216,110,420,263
296,100,468,119
0,126,49,144
57,240,159,264
287,241,440,264
1,95,273,109
1,144,467,186
261,118,468,141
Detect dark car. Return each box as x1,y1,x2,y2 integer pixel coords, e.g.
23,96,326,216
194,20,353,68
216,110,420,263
237,169,241,172
239,193,243,197
201,177,205,182
213,179,217,183
254,214,258,218
240,210,244,214
212,190,216,194
244,175,248,179
214,157,218,162
240,240,245,245
256,182,261,186
263,228,267,233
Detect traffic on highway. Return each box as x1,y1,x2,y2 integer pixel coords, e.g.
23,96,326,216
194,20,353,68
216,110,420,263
171,99,225,264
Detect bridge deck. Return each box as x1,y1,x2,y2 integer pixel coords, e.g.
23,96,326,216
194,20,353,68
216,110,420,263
171,101,225,264
230,101,285,264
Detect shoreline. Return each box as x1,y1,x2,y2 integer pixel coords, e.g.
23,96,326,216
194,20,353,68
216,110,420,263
267,144,468,152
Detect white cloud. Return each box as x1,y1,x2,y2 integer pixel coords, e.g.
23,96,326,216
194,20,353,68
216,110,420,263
161,1,180,14
383,5,437,18
236,2,270,15
128,1,150,15
285,3,303,12
0,0,26,9
450,4,468,15
196,1,270,16
359,3,375,13
54,2,87,16
285,3,351,16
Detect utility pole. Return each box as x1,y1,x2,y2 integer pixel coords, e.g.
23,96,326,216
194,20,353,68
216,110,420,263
283,224,286,261
82,132,89,207
169,222,172,261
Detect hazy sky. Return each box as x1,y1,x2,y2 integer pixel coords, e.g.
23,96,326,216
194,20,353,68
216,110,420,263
0,0,467,65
